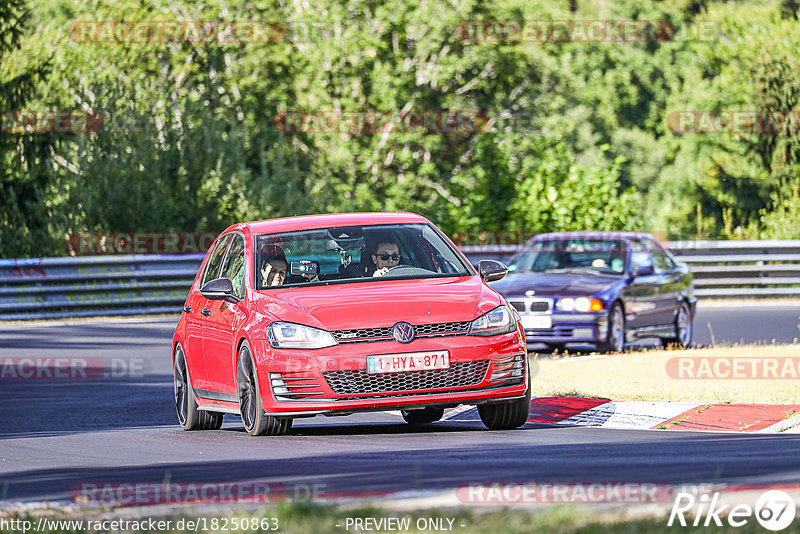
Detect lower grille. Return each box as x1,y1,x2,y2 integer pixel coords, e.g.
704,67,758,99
323,360,491,395
526,327,575,338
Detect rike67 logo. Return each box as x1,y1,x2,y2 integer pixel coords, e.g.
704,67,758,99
669,490,796,531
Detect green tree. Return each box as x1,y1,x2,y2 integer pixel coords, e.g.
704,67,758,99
0,0,53,257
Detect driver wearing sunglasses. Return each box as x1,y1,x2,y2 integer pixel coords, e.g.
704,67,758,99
372,241,402,277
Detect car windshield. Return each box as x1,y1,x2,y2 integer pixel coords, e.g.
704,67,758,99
254,223,472,289
510,239,627,274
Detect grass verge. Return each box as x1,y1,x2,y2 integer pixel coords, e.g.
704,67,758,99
532,344,800,404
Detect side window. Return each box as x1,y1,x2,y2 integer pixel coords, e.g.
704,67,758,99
629,240,653,273
221,234,246,298
652,251,675,273
201,234,232,287
646,239,675,273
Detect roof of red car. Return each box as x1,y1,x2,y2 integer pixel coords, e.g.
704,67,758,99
230,212,431,235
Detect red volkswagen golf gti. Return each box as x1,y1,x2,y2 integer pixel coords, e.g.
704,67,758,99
172,212,530,435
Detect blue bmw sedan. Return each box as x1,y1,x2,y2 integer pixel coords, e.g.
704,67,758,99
490,232,695,352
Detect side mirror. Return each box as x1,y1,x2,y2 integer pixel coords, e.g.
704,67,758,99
634,264,654,277
478,260,508,283
201,277,236,300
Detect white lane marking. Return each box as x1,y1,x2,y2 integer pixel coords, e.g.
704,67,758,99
561,401,703,429
760,413,800,433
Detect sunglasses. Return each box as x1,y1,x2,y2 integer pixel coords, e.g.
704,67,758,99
376,253,401,261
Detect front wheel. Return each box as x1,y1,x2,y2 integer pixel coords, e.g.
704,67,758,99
662,302,693,348
478,379,531,430
174,344,223,431
401,407,445,425
597,302,625,353
237,341,292,436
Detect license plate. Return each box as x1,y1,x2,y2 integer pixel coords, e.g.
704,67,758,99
367,351,450,374
521,315,552,330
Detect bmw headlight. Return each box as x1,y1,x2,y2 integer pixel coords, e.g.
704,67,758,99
267,322,337,349
469,305,517,336
556,297,604,312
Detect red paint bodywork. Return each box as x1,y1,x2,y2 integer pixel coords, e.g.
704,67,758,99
172,212,528,417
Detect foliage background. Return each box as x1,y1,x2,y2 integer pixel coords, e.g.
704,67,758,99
2,0,799,257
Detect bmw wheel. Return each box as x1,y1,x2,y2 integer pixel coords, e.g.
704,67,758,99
662,301,693,349
174,344,222,431
598,302,625,353
237,341,292,436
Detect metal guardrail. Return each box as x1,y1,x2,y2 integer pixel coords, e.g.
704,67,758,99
0,255,204,320
668,240,800,297
1,241,798,320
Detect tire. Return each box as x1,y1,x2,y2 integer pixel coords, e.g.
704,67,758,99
401,407,445,425
598,302,625,353
543,343,566,354
237,341,292,436
661,301,693,349
174,344,223,431
478,377,531,430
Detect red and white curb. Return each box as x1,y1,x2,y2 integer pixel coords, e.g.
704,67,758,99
442,397,800,433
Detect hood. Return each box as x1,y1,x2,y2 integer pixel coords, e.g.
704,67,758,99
250,276,501,330
490,271,622,298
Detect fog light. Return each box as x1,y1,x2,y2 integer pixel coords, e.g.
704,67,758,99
573,328,594,339
490,353,526,382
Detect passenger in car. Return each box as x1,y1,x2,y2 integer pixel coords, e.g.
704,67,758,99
260,246,288,287
259,245,319,287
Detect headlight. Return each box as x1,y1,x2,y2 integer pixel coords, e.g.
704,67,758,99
556,297,604,312
267,322,337,349
469,305,517,336
556,297,575,312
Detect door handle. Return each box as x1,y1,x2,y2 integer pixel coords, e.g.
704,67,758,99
201,309,211,316
183,306,192,313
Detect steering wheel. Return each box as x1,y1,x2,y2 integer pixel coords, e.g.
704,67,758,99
384,264,435,276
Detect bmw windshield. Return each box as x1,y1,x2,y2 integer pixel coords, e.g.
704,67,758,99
254,223,473,289
510,239,628,275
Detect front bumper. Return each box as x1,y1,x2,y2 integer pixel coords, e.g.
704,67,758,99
522,312,607,345
252,331,528,416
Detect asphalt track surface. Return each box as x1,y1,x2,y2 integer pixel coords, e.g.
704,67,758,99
1,303,800,506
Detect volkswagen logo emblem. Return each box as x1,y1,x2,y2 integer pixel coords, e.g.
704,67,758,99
392,322,416,343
